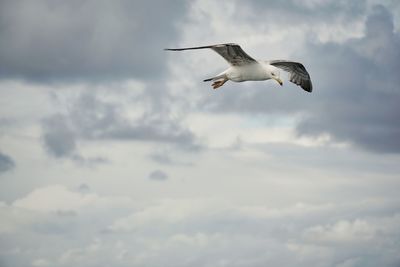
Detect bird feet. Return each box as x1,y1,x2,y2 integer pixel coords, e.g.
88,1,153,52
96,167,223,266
212,79,227,89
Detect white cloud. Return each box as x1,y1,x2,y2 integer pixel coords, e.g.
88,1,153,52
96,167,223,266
185,112,337,149
13,184,96,212
12,184,132,213
1,185,400,267
236,202,335,219
109,198,227,232
304,219,376,243
32,258,52,267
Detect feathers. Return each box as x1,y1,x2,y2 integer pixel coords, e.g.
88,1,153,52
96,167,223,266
165,43,257,66
269,60,313,92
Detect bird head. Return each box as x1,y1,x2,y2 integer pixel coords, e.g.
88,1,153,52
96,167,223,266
270,70,283,86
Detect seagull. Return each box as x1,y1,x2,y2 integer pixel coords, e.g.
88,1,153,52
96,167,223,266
165,43,312,92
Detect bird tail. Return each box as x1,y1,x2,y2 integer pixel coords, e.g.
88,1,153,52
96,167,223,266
203,74,226,82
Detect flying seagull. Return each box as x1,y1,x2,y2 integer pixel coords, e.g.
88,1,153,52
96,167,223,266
165,43,312,92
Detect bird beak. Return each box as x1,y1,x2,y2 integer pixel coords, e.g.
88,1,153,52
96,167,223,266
274,78,283,86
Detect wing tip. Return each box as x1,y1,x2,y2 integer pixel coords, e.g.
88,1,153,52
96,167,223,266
302,82,313,93
164,43,240,51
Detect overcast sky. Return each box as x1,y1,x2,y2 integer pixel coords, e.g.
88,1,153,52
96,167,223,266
1,1,400,266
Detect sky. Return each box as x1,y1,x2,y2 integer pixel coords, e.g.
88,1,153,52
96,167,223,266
0,0,400,266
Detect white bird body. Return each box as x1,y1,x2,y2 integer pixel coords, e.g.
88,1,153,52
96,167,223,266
165,43,312,92
223,62,277,82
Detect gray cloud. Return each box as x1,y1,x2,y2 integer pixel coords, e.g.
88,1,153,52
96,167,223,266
72,91,199,149
42,90,200,159
42,114,76,158
203,5,400,153
0,1,187,82
297,5,400,153
0,152,15,174
77,183,90,194
148,170,168,181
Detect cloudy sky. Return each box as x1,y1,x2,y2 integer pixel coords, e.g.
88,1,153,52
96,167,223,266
1,0,400,266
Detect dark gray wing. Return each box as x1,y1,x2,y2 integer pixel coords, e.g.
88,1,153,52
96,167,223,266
165,43,257,66
269,60,313,92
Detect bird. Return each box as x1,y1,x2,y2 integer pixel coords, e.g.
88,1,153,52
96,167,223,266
165,43,312,92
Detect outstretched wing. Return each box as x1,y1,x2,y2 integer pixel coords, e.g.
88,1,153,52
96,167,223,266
269,60,313,92
165,43,257,66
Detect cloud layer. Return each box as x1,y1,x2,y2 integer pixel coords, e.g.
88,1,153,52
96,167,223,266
41,84,200,160
0,0,187,82
0,1,399,267
297,5,400,153
1,185,399,267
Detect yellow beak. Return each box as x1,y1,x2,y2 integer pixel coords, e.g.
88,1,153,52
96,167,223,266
274,77,283,86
